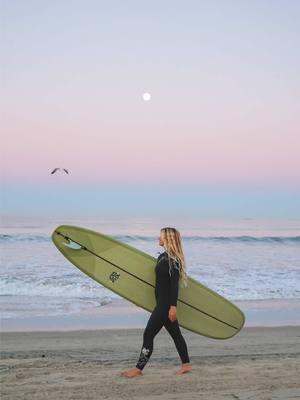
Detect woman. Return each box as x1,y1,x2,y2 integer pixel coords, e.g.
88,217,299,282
121,227,192,378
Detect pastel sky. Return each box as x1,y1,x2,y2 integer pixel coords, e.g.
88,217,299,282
1,1,299,218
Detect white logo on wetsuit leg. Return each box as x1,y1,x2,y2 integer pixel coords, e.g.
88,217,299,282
109,271,120,283
142,347,150,356
136,347,151,369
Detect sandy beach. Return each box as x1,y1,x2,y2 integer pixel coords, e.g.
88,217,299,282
1,325,300,400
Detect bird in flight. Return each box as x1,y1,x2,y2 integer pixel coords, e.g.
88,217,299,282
51,168,69,174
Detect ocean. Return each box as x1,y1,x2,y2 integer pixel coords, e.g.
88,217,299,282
1,215,299,326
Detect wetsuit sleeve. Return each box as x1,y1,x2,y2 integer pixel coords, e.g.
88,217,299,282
169,262,180,306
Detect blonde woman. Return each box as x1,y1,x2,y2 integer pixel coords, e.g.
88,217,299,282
121,227,192,378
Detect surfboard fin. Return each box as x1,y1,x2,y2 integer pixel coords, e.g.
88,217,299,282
62,238,84,250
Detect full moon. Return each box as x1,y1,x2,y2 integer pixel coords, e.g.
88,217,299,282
143,92,151,101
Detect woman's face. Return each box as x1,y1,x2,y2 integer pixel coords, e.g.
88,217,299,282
159,230,165,247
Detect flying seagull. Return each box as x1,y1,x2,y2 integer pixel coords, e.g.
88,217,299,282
51,168,69,174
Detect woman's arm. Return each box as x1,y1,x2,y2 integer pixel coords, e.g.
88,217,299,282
169,262,180,307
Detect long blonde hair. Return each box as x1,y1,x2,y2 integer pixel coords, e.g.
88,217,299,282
161,227,188,288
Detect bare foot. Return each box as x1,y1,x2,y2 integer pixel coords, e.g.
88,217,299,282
120,367,143,378
175,362,192,374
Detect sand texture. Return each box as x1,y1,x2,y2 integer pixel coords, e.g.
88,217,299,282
1,326,300,400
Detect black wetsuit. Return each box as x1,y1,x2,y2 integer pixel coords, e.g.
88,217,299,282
135,251,190,370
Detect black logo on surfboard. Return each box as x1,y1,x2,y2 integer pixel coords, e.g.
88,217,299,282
109,271,120,283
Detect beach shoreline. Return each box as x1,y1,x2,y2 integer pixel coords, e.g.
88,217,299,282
1,297,300,332
1,325,300,400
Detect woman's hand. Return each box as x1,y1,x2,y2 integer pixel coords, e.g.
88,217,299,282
168,305,177,322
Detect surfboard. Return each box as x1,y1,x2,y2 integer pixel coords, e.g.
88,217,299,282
51,225,245,339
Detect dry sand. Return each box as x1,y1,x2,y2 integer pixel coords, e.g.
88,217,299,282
1,326,300,400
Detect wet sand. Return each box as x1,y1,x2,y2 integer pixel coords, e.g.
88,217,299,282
1,325,300,400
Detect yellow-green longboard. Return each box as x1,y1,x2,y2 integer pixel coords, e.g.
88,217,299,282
51,225,245,339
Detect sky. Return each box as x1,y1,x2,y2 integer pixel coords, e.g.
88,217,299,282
1,0,300,218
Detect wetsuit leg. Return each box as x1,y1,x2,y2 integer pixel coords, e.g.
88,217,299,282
163,317,190,364
135,305,167,370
